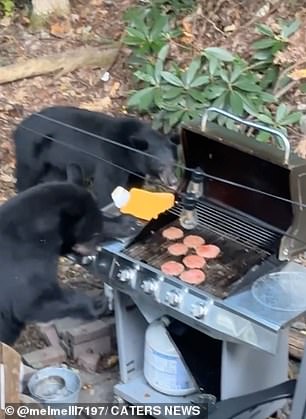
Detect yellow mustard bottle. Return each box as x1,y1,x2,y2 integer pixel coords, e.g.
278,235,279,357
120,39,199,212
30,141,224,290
111,187,175,221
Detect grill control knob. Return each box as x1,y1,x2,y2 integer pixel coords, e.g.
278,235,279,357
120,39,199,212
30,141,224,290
118,268,136,283
166,291,181,307
191,303,208,319
141,279,156,295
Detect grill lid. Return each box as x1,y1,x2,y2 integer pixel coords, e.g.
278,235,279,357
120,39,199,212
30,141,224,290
179,108,306,261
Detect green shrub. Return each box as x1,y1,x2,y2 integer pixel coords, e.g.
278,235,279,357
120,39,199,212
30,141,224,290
123,4,302,143
0,0,15,16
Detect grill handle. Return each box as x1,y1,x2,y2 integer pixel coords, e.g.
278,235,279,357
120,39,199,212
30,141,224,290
201,107,291,165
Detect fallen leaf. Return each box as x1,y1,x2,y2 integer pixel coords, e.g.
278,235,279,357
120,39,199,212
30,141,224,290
224,24,236,32
109,81,121,98
0,17,12,27
50,20,72,38
104,354,118,368
90,0,104,5
289,69,306,81
181,15,194,42
295,137,306,158
71,14,80,23
80,97,112,111
180,35,194,45
0,173,15,183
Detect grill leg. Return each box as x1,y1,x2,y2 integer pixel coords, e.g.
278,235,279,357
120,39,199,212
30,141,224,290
113,290,147,383
221,329,289,419
290,343,306,419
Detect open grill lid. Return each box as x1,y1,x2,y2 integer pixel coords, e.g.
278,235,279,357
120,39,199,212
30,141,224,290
179,107,306,261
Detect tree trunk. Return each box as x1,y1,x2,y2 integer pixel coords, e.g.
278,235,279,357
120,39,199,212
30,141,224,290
31,0,70,17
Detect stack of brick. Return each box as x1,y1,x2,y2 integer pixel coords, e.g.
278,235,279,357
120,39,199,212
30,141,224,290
22,317,116,373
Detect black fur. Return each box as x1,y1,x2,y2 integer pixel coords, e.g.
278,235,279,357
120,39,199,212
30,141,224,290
13,106,179,208
0,182,104,345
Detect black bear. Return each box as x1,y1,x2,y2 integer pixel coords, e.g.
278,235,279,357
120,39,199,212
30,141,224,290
13,106,179,209
0,181,105,345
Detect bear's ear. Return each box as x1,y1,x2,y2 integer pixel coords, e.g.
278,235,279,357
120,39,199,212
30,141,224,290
130,136,149,151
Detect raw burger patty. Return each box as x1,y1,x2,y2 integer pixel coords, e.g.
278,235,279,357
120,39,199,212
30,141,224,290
196,244,220,259
161,261,185,276
180,269,205,284
168,243,188,256
183,255,206,269
162,227,184,240
183,235,205,249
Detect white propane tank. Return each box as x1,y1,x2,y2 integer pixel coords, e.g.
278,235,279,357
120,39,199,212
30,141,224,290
143,317,197,396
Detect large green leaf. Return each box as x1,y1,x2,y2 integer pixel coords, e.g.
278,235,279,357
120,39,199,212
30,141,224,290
154,88,164,108
239,93,260,117
160,101,181,111
157,44,169,62
219,68,230,83
234,78,261,92
169,110,185,127
275,104,288,123
208,56,219,76
252,49,273,61
185,57,202,86
134,71,156,85
252,38,277,50
256,132,271,143
229,91,243,116
260,66,278,89
161,71,184,86
204,47,234,62
163,86,183,99
150,14,168,40
190,75,209,88
212,92,227,109
282,20,300,39
230,62,247,83
280,112,302,126
271,40,285,55
188,89,206,102
204,85,226,100
127,87,155,109
257,113,274,125
126,27,146,41
131,15,149,37
154,60,163,84
261,92,276,103
256,24,274,37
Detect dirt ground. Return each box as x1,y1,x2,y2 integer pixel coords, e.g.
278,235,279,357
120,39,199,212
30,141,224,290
0,1,306,412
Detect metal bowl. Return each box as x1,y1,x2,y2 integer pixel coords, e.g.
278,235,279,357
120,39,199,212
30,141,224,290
251,271,306,312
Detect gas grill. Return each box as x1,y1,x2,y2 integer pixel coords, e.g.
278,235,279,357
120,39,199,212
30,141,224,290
86,108,306,419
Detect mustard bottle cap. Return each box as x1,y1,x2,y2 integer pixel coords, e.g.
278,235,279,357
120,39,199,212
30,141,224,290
111,186,130,209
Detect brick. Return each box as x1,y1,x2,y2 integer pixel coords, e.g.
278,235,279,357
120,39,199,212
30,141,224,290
66,318,115,346
71,336,111,359
77,353,100,373
22,346,66,369
37,324,61,348
53,317,87,337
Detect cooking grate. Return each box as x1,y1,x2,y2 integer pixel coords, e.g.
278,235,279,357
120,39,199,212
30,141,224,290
124,216,271,299
173,200,282,253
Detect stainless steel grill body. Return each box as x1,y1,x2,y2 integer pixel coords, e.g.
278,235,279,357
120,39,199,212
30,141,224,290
87,109,306,419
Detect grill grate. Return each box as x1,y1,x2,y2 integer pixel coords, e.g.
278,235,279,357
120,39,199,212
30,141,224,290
125,219,270,299
173,200,281,253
